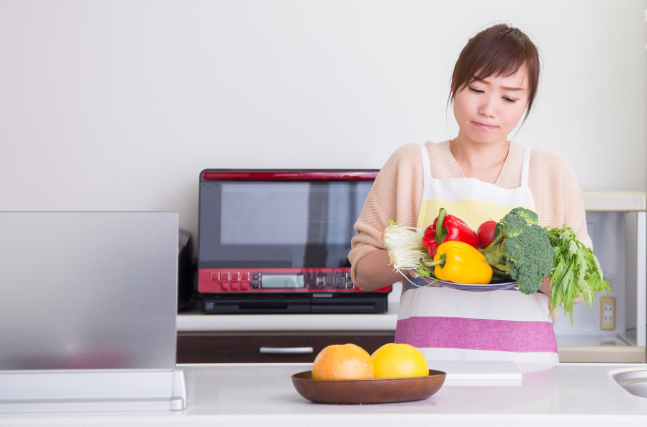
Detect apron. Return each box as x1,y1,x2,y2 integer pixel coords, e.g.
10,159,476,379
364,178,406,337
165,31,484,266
394,142,559,364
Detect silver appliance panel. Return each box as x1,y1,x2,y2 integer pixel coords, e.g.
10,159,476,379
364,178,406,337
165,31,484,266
0,212,178,370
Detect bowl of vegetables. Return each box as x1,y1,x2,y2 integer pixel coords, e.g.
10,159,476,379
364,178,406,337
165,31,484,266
383,207,610,323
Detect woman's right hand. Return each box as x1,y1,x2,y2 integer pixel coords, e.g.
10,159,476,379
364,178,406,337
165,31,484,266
408,270,442,287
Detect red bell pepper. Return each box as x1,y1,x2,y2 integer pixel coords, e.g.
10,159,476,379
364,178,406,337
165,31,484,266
421,208,479,258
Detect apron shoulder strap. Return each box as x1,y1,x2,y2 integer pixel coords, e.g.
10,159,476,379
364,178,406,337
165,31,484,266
520,147,532,188
419,143,432,186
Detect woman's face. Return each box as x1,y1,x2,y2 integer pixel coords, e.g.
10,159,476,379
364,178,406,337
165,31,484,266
452,63,530,144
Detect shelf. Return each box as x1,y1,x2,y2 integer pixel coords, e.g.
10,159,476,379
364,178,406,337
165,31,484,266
583,191,646,211
176,302,400,333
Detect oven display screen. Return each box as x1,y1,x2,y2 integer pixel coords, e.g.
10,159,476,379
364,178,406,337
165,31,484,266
198,180,373,269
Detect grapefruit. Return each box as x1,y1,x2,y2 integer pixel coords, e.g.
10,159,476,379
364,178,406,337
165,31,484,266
371,343,429,378
312,344,375,380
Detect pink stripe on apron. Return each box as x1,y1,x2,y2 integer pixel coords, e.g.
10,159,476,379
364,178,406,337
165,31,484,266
395,316,558,353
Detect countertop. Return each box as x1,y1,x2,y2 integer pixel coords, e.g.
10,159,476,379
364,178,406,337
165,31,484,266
177,301,646,363
2,363,647,426
176,302,401,332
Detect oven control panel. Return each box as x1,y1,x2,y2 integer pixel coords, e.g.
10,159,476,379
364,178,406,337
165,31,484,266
198,269,391,293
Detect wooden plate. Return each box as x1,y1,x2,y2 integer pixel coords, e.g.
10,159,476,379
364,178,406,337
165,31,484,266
291,370,446,404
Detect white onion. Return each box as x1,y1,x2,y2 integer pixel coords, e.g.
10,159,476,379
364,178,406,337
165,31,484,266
382,221,432,271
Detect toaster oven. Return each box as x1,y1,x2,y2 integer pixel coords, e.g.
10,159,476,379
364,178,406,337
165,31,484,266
197,170,391,314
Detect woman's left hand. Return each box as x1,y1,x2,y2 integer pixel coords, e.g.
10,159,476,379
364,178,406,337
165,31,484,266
538,275,580,324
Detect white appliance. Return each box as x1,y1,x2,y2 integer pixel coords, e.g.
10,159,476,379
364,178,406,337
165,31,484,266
0,212,188,413
553,192,646,363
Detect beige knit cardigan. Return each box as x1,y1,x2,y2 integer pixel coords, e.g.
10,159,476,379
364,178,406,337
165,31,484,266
348,140,592,283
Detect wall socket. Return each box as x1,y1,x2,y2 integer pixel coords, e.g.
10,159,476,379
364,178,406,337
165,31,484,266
600,296,616,330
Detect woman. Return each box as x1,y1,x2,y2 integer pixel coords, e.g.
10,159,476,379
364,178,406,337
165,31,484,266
348,23,591,364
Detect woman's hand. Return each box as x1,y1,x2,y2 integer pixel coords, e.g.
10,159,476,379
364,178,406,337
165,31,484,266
355,250,406,291
538,276,551,296
408,270,443,287
537,275,581,324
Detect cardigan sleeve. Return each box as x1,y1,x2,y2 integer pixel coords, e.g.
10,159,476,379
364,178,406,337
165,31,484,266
348,143,424,283
528,148,593,250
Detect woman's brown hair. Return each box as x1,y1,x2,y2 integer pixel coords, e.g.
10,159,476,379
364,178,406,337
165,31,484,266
448,23,541,125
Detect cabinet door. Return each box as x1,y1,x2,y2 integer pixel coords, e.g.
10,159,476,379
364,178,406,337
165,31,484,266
177,333,395,363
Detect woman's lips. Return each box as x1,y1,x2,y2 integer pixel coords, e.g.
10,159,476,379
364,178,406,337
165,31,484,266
472,121,496,130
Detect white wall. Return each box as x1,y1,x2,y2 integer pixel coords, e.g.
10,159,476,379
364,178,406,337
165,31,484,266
1,0,645,241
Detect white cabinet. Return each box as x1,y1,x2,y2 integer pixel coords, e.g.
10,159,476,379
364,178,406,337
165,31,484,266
554,191,646,362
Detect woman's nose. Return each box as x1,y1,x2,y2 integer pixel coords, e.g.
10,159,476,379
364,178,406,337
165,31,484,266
478,94,496,118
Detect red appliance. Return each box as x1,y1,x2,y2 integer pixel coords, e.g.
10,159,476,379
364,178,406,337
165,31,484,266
197,170,391,313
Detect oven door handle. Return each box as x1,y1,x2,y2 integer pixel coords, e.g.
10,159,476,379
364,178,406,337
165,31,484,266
259,347,314,355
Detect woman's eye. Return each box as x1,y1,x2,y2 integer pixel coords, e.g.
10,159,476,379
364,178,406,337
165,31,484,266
469,86,517,103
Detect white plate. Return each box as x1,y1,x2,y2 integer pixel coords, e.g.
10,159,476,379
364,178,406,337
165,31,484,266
419,277,517,292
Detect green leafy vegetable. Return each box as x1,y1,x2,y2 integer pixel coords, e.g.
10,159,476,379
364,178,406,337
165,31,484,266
546,226,611,324
415,265,432,278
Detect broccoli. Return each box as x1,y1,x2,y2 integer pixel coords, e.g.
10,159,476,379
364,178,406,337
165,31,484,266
508,207,539,226
481,208,554,294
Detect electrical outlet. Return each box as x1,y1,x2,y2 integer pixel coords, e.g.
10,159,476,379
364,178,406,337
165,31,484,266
600,296,616,331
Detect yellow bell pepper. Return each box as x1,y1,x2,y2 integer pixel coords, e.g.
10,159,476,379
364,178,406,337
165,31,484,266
424,240,493,284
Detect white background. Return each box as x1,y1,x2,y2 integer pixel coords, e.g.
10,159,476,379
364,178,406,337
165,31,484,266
0,0,645,243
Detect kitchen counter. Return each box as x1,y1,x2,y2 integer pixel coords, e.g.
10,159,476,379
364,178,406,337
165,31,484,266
2,363,647,426
177,302,646,363
176,302,401,332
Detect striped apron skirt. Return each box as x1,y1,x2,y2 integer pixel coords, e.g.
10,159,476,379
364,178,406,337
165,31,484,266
394,143,559,364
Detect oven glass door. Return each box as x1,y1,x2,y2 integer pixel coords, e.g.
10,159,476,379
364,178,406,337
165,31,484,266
198,180,373,269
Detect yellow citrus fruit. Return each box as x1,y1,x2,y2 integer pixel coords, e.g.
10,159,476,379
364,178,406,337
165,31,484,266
371,343,429,378
312,344,375,380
